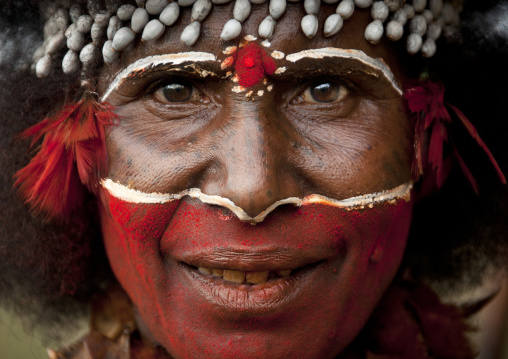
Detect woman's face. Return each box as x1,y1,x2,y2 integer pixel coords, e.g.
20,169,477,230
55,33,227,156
98,4,413,358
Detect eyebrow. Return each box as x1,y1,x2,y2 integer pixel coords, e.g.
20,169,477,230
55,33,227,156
101,52,218,102
285,48,402,95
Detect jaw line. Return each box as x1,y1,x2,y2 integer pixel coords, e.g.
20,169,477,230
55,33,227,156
101,179,413,225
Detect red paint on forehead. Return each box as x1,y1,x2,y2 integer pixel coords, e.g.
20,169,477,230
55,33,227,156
234,43,276,88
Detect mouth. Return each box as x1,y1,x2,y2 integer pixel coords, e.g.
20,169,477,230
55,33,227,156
178,256,329,313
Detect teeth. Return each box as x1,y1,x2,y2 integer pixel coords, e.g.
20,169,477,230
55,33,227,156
197,267,294,284
198,267,212,275
223,270,246,284
277,270,292,277
246,271,269,284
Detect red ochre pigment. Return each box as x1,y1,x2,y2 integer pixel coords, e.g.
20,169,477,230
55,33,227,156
99,187,413,359
234,43,276,88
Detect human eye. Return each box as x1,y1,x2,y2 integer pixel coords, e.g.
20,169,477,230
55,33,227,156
301,81,350,104
152,80,209,104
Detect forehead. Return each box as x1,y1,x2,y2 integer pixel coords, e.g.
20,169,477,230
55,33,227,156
99,3,405,84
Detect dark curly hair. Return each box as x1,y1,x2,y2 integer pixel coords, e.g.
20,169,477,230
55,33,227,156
0,0,506,347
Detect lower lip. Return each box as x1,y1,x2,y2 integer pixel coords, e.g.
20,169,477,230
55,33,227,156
179,261,327,315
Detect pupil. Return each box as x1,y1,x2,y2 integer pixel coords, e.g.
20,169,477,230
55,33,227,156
162,82,192,102
310,83,339,103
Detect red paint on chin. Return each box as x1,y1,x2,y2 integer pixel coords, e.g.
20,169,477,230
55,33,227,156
99,189,413,359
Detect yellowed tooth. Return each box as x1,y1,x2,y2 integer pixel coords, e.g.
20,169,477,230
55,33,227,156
198,267,212,275
212,268,224,277
246,271,269,284
223,270,246,284
277,270,292,277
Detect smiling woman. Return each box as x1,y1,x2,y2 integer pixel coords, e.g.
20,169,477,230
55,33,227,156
0,0,507,358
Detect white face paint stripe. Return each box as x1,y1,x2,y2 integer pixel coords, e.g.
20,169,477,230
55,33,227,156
101,179,412,224
285,48,403,95
101,52,218,102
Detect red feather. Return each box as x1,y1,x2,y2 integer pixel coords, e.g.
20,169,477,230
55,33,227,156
405,80,506,192
14,95,118,220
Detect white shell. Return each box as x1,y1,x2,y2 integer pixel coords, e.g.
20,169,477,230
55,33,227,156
91,23,105,44
269,0,286,20
301,14,318,38
234,0,251,22
146,0,170,15
107,16,122,40
221,19,242,40
192,0,212,21
304,0,320,15
67,29,85,51
54,9,69,32
393,8,407,25
180,21,201,46
409,15,427,36
36,55,52,78
69,5,81,23
45,32,66,55
412,0,426,13
62,50,80,74
142,19,166,41
336,0,354,20
406,33,422,54
102,40,119,64
441,3,455,24
364,19,383,44
385,20,403,40
65,23,77,38
212,0,234,4
250,0,268,4
324,13,343,37
322,0,339,4
79,43,98,65
384,0,400,12
258,15,276,39
426,21,441,40
117,5,137,21
371,1,388,22
93,13,110,28
422,9,433,23
131,8,150,33
76,15,93,33
429,0,443,18
160,3,180,26
421,38,436,58
32,45,45,62
112,27,136,51
403,4,415,19
354,0,372,9
178,0,198,6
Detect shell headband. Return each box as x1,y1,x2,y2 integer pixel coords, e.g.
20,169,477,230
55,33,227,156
34,0,463,78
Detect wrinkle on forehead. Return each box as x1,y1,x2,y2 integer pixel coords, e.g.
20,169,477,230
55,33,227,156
285,47,402,95
101,52,218,102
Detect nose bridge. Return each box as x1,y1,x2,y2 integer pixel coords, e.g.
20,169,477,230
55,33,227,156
202,99,301,217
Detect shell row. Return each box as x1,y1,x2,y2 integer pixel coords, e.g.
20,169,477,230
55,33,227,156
33,0,462,78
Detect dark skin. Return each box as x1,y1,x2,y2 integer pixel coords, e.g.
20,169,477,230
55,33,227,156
97,3,414,358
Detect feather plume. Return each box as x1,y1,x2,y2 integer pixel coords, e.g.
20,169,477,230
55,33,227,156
405,80,506,193
14,95,118,220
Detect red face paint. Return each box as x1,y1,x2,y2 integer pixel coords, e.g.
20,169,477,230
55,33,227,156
228,43,276,88
99,188,413,359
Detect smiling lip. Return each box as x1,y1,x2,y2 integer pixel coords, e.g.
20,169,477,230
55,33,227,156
179,256,328,313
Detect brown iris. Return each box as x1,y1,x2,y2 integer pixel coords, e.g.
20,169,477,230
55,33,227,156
309,82,343,103
161,82,193,102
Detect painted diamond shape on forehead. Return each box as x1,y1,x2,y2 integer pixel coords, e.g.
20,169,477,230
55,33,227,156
285,48,403,95
101,51,218,102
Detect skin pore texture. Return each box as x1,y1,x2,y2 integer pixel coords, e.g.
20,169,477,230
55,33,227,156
97,4,413,359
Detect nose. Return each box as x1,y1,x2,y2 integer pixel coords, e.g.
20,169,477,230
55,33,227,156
199,100,304,218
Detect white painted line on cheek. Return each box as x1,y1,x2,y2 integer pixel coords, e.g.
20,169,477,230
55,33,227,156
101,179,413,224
285,48,403,95
101,52,218,102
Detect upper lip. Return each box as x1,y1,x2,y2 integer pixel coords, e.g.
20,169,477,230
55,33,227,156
174,246,337,272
